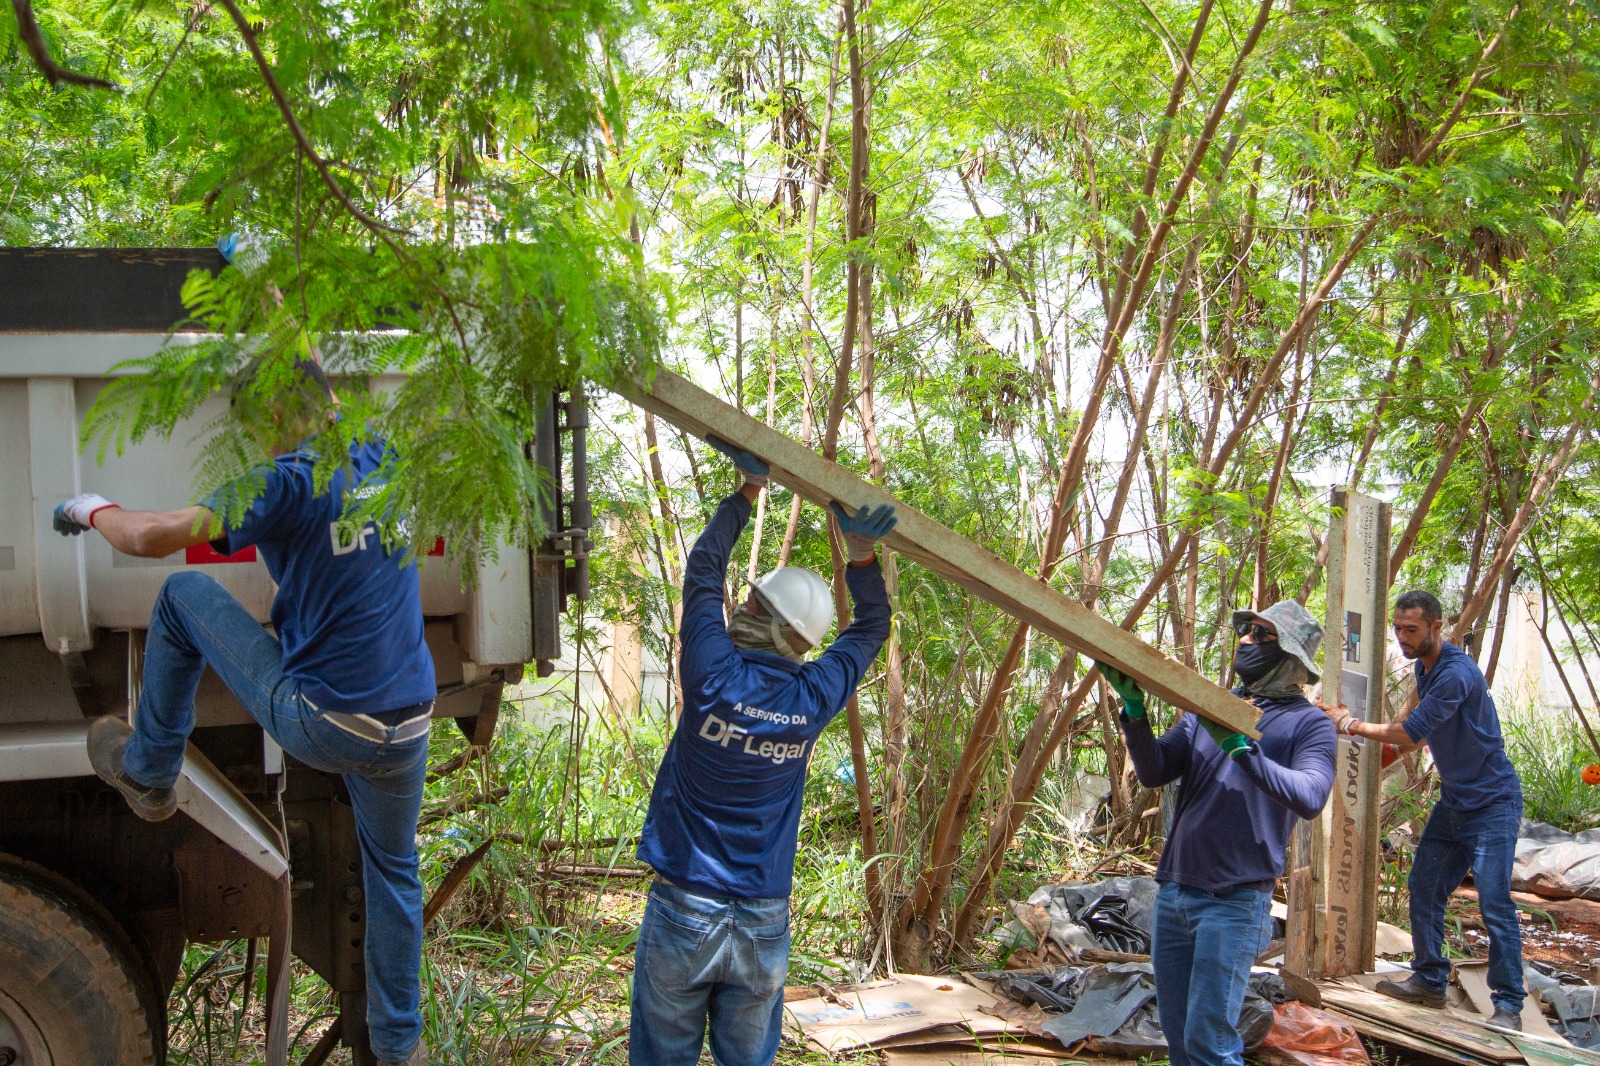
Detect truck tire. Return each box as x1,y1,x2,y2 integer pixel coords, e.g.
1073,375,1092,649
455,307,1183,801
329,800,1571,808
0,862,158,1066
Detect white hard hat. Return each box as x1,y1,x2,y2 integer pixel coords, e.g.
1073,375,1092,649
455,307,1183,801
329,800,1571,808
752,567,834,649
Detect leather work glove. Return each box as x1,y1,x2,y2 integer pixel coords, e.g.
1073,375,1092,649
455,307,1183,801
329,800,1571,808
706,435,770,487
1095,661,1146,719
1314,697,1356,735
53,493,120,536
828,501,897,562
1200,716,1252,757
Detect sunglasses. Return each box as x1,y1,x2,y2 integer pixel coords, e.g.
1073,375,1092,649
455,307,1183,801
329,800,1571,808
1233,621,1278,643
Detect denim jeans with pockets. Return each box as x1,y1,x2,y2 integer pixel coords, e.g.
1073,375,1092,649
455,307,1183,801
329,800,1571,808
630,879,792,1066
1408,794,1526,1013
122,571,431,1062
1152,881,1273,1066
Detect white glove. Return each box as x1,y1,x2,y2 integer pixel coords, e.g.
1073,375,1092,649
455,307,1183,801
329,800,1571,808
53,493,119,535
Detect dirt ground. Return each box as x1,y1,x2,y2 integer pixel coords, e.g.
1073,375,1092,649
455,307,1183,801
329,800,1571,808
1450,887,1600,980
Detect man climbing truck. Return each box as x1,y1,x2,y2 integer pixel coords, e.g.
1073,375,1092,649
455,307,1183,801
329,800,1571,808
630,436,895,1066
56,358,433,1066
1326,589,1526,1030
1097,599,1336,1066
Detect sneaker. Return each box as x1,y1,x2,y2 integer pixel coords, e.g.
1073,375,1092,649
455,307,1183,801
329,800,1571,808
87,717,177,822
1374,974,1446,1009
378,1039,429,1066
1487,1007,1522,1030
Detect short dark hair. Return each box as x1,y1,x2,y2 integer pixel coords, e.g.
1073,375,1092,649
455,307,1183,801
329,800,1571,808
231,356,336,408
294,357,335,400
1395,590,1443,623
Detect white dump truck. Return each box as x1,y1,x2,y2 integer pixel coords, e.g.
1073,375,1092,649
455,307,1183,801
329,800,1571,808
0,247,590,1066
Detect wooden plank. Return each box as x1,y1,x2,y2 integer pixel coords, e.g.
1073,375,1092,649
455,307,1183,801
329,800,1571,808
1319,980,1522,1062
1288,491,1389,978
0,247,222,333
1322,1009,1501,1066
1452,962,1566,1041
614,368,1261,736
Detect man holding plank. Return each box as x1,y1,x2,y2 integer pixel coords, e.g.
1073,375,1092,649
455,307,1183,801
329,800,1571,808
630,436,895,1066
1099,599,1337,1066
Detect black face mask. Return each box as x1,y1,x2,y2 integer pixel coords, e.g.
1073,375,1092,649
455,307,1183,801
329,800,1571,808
1234,640,1287,685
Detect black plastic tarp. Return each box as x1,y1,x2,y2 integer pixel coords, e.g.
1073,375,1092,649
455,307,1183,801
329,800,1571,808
977,962,1291,1053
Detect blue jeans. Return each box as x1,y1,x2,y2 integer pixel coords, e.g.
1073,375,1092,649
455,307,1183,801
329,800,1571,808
1152,882,1272,1066
1408,795,1526,1013
123,572,431,1062
630,880,791,1066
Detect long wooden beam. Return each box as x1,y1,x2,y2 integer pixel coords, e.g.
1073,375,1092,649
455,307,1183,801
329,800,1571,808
613,367,1260,738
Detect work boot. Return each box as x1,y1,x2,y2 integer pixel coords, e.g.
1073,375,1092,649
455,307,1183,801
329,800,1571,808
1487,1007,1522,1030
378,1038,429,1066
87,717,176,822
1374,974,1446,1009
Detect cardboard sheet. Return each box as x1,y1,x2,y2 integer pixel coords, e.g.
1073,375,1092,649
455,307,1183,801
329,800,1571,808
1322,977,1521,1062
1452,960,1565,1040
784,974,1021,1053
882,1049,1120,1066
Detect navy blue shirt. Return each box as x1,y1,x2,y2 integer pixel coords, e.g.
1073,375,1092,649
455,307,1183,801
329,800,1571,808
636,493,892,900
211,439,436,715
1124,693,1337,894
1402,642,1520,810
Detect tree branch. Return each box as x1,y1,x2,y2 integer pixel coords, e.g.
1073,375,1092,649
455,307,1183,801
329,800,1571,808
11,0,117,89
214,0,408,243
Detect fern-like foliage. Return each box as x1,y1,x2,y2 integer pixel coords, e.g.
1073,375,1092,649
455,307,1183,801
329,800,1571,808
26,0,665,569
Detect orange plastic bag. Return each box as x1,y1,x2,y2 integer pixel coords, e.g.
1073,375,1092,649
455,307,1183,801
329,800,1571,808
1253,1002,1371,1066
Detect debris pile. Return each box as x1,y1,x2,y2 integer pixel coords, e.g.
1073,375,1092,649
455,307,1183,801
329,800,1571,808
1526,961,1600,1051
996,876,1179,965
977,961,1291,1057
1515,820,1600,902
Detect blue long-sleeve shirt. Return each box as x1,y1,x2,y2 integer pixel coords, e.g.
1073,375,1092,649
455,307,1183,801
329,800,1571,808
1402,642,1520,810
1123,692,1337,893
636,492,892,899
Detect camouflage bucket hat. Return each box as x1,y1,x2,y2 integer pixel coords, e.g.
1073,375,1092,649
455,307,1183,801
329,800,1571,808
1232,600,1323,683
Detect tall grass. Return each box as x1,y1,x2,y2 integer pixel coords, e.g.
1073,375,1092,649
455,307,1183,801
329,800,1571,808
1503,712,1600,831
166,689,1123,1062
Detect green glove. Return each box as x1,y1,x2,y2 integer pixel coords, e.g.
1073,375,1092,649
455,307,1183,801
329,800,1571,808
1200,717,1251,757
1095,661,1146,719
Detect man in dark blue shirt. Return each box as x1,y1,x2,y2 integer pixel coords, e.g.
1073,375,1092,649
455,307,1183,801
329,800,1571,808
631,436,894,1066
1098,599,1336,1066
1327,590,1524,1029
55,360,435,1066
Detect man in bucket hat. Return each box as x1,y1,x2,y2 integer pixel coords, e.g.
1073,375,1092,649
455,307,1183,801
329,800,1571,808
1098,599,1337,1066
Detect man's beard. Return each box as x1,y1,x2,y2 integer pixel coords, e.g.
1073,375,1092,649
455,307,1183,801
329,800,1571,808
1402,633,1435,660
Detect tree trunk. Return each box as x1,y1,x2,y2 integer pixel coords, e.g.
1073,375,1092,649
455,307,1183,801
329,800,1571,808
1388,343,1500,577
1483,564,1519,687
1452,358,1600,641
897,0,1269,958
930,18,1516,951
1295,300,1416,603
779,25,842,566
820,0,882,923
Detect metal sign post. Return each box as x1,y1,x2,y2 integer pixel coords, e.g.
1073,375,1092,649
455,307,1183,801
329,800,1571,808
1287,489,1390,979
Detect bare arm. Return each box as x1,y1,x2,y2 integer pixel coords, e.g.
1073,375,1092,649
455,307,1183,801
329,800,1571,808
1347,718,1425,754
1317,699,1425,755
93,506,220,559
